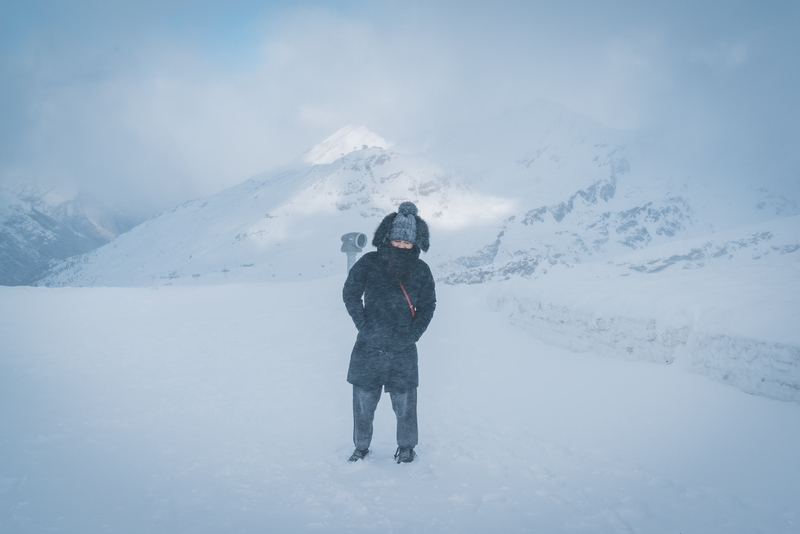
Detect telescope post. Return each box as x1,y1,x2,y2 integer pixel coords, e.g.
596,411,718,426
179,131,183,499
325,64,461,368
341,232,368,274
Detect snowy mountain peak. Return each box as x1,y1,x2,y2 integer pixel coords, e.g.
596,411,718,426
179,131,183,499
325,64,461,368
303,125,390,165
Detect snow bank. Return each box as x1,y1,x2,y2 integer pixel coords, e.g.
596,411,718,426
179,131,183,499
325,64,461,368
3,280,800,532
490,251,800,403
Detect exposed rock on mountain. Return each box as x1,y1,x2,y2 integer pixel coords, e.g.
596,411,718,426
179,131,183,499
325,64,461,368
1,187,135,285
36,103,799,288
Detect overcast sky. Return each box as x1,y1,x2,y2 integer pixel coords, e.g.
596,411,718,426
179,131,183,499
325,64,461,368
1,0,798,218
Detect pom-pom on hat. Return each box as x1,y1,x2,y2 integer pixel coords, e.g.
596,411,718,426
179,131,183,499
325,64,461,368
387,202,418,244
372,201,430,252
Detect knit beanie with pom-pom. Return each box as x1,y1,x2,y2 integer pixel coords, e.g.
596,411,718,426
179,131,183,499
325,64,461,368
387,202,418,244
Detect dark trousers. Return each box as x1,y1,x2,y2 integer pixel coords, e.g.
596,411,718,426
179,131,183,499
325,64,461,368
352,385,418,450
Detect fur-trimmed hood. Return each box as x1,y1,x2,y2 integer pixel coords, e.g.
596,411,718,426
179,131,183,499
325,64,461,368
372,207,430,252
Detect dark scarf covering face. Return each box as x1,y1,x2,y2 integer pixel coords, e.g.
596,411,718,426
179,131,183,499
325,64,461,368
381,244,420,282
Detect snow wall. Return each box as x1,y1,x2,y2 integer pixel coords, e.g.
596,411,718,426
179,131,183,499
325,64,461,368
488,260,800,403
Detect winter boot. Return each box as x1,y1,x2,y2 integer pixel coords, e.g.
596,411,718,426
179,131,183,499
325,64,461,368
394,447,416,463
348,448,369,462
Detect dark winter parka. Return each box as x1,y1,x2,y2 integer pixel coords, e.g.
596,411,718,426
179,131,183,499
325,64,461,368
343,214,436,392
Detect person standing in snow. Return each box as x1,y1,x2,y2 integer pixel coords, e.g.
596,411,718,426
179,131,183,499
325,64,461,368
342,201,436,464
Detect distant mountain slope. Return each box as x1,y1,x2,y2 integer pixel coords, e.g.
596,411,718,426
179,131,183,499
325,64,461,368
38,126,510,287
37,103,799,288
0,187,135,285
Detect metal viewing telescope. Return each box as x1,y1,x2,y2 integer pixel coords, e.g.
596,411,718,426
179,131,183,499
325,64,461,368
341,232,368,273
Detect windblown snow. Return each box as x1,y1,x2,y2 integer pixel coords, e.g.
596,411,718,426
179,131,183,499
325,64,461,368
2,281,799,532
35,105,800,404
4,102,800,531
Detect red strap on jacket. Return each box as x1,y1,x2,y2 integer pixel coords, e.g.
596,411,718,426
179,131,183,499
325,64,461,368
396,278,415,320
388,261,416,319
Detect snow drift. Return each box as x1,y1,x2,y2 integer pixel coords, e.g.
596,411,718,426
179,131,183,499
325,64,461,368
490,216,800,402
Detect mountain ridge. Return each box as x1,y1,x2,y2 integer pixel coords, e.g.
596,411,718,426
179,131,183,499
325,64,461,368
0,185,137,285
35,103,800,288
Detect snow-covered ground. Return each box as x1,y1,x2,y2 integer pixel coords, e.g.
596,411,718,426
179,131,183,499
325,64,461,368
490,218,800,403
2,278,799,533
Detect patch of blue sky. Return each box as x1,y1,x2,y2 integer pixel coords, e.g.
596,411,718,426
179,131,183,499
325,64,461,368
161,4,267,72
0,1,368,71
